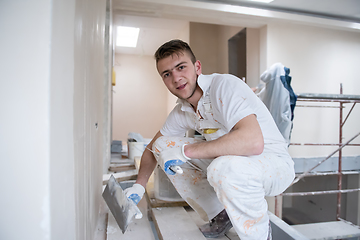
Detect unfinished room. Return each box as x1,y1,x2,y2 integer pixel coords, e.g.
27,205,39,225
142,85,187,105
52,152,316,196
2,0,360,240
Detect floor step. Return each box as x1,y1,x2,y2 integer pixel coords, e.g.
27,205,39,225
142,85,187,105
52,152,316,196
151,206,207,240
292,220,360,239
108,162,135,172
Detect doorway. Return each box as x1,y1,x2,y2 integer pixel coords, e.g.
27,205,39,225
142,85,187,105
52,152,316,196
228,28,247,82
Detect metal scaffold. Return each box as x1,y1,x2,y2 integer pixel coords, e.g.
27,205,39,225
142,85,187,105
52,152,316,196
275,84,360,225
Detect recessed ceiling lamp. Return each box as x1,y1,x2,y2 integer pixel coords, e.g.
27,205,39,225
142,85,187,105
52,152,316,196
116,26,140,48
247,0,274,3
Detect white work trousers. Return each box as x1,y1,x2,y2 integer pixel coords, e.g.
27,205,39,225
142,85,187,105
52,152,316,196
152,136,295,240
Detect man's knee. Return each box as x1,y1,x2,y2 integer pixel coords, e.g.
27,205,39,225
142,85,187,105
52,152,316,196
207,156,233,189
207,155,264,193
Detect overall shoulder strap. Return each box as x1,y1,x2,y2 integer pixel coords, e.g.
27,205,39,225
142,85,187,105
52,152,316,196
203,87,213,114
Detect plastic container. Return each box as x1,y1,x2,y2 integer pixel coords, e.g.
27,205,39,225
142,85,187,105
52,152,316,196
154,165,183,202
127,141,145,160
111,140,122,153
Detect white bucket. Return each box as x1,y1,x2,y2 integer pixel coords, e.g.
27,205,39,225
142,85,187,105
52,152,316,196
128,142,145,160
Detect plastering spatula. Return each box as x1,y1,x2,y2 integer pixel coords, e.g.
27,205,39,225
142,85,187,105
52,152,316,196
102,175,143,233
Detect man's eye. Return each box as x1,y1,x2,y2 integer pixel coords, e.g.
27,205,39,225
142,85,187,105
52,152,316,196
163,73,170,78
178,65,185,70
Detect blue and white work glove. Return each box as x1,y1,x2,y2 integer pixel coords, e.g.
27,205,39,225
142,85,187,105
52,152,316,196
158,144,191,175
123,183,145,205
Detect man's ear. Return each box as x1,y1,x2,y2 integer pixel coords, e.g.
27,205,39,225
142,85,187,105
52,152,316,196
195,60,202,75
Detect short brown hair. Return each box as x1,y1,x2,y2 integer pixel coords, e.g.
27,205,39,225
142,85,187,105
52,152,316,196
154,39,196,64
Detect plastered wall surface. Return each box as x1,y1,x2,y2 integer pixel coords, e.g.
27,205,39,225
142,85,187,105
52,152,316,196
246,28,260,88
0,1,52,239
0,0,108,239
112,54,169,141
50,0,77,239
73,0,107,239
190,22,243,75
265,23,360,157
259,26,268,75
190,23,219,74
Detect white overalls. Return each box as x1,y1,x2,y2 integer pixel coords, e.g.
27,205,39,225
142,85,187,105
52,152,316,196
154,74,295,240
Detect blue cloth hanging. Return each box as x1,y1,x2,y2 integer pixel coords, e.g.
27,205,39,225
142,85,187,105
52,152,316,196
280,67,297,121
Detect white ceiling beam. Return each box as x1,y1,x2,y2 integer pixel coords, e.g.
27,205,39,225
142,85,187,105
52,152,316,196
113,0,360,31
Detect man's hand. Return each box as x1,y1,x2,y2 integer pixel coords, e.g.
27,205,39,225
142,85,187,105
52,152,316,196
123,183,145,205
158,145,190,175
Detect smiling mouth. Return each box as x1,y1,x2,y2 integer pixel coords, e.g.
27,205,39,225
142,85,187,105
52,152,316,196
177,83,187,90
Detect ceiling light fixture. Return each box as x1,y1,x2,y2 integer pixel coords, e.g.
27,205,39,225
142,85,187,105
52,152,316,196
116,26,140,48
247,0,274,3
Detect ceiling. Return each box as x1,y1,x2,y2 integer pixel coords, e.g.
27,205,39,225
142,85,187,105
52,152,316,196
113,0,360,56
113,15,189,56
196,0,360,23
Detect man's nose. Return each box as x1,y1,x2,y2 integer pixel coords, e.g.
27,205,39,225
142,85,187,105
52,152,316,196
172,70,182,82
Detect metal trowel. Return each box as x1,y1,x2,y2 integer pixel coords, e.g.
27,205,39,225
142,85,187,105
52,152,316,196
102,175,143,233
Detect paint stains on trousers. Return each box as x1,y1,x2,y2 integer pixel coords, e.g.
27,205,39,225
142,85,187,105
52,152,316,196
153,136,295,240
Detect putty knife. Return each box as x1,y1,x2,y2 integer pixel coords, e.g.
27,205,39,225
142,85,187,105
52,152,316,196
102,175,143,233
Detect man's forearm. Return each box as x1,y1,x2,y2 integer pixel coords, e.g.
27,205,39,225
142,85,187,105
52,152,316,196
135,148,157,188
135,131,163,188
184,114,264,159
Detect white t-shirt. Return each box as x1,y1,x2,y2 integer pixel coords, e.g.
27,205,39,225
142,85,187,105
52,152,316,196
160,73,288,155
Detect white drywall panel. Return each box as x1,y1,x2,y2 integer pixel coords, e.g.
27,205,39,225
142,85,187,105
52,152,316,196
49,0,76,239
73,0,107,239
0,1,52,239
0,0,108,239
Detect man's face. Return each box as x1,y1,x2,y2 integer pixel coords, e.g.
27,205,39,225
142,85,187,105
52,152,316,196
156,52,201,101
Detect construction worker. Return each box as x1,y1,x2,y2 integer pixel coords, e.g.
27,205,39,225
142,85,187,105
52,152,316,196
124,39,295,239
